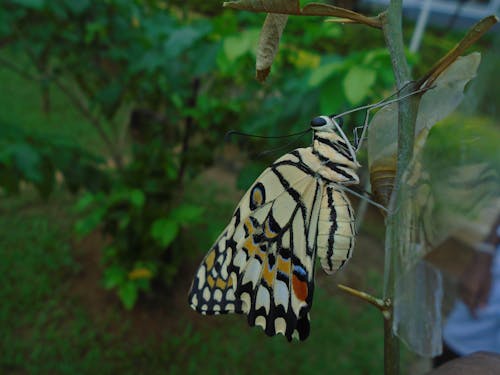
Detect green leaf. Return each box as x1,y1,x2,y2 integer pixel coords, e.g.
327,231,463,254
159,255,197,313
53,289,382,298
170,204,204,225
223,29,260,62
103,264,127,289
308,60,344,87
165,161,179,180
64,0,90,14
10,0,45,9
118,282,139,310
74,193,95,212
74,207,106,236
130,189,145,207
343,66,376,105
150,218,179,247
95,82,123,119
223,35,249,62
190,43,220,76
165,23,211,58
10,143,42,183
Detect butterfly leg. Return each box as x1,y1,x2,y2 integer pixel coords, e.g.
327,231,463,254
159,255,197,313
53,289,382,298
354,85,432,153
331,182,388,213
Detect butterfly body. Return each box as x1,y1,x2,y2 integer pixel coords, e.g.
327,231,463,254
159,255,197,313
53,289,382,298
189,116,360,341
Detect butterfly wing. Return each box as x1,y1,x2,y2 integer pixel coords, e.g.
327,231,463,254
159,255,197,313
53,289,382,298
189,150,325,340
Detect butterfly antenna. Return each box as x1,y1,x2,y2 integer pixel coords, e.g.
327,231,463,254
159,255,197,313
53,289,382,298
254,132,310,158
225,129,311,142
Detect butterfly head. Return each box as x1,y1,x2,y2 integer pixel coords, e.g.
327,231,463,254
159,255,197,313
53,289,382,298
310,115,357,164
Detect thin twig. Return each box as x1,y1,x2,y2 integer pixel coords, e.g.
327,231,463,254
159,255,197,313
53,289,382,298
338,284,386,311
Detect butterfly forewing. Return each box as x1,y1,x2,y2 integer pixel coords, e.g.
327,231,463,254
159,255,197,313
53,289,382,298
189,129,359,341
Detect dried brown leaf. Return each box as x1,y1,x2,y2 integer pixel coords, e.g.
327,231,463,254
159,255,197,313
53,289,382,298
256,13,288,82
223,0,299,14
223,0,381,28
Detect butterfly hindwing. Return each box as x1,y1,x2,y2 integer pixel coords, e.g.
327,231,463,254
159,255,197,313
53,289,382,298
241,176,323,341
189,151,324,340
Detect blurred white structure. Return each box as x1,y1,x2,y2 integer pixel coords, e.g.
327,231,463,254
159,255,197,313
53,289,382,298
362,0,500,51
362,0,500,27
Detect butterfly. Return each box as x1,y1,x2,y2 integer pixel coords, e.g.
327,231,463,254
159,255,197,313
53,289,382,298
188,114,360,341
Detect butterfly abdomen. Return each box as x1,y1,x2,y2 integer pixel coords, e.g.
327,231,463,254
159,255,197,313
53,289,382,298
317,186,356,274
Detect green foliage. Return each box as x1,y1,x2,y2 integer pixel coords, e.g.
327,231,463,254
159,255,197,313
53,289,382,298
0,2,250,308
0,122,108,198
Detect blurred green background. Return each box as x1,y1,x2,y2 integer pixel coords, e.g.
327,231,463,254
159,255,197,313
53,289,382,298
0,0,498,374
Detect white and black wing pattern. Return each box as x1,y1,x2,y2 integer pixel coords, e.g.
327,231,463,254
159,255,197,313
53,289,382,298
188,128,359,341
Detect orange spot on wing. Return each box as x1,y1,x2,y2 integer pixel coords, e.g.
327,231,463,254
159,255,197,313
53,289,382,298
244,218,255,235
207,275,215,288
252,189,262,205
292,275,308,302
205,251,216,270
261,257,276,287
216,278,227,289
277,256,291,275
264,221,278,239
243,237,258,257
256,246,266,262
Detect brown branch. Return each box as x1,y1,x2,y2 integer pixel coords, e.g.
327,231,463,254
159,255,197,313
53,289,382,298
222,1,382,29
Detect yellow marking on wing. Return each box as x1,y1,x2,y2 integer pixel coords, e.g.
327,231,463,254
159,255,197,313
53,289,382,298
205,251,216,270
207,275,215,288
244,218,255,235
261,257,276,286
243,237,258,257
277,256,291,276
227,276,234,287
256,246,267,262
264,221,278,239
252,189,263,205
216,278,227,289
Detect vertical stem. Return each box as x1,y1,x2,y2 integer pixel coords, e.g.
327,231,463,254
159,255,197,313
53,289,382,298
384,299,399,375
380,2,419,375
382,1,411,88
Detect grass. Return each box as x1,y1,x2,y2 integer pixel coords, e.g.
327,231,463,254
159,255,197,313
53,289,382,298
0,56,387,374
0,189,386,374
